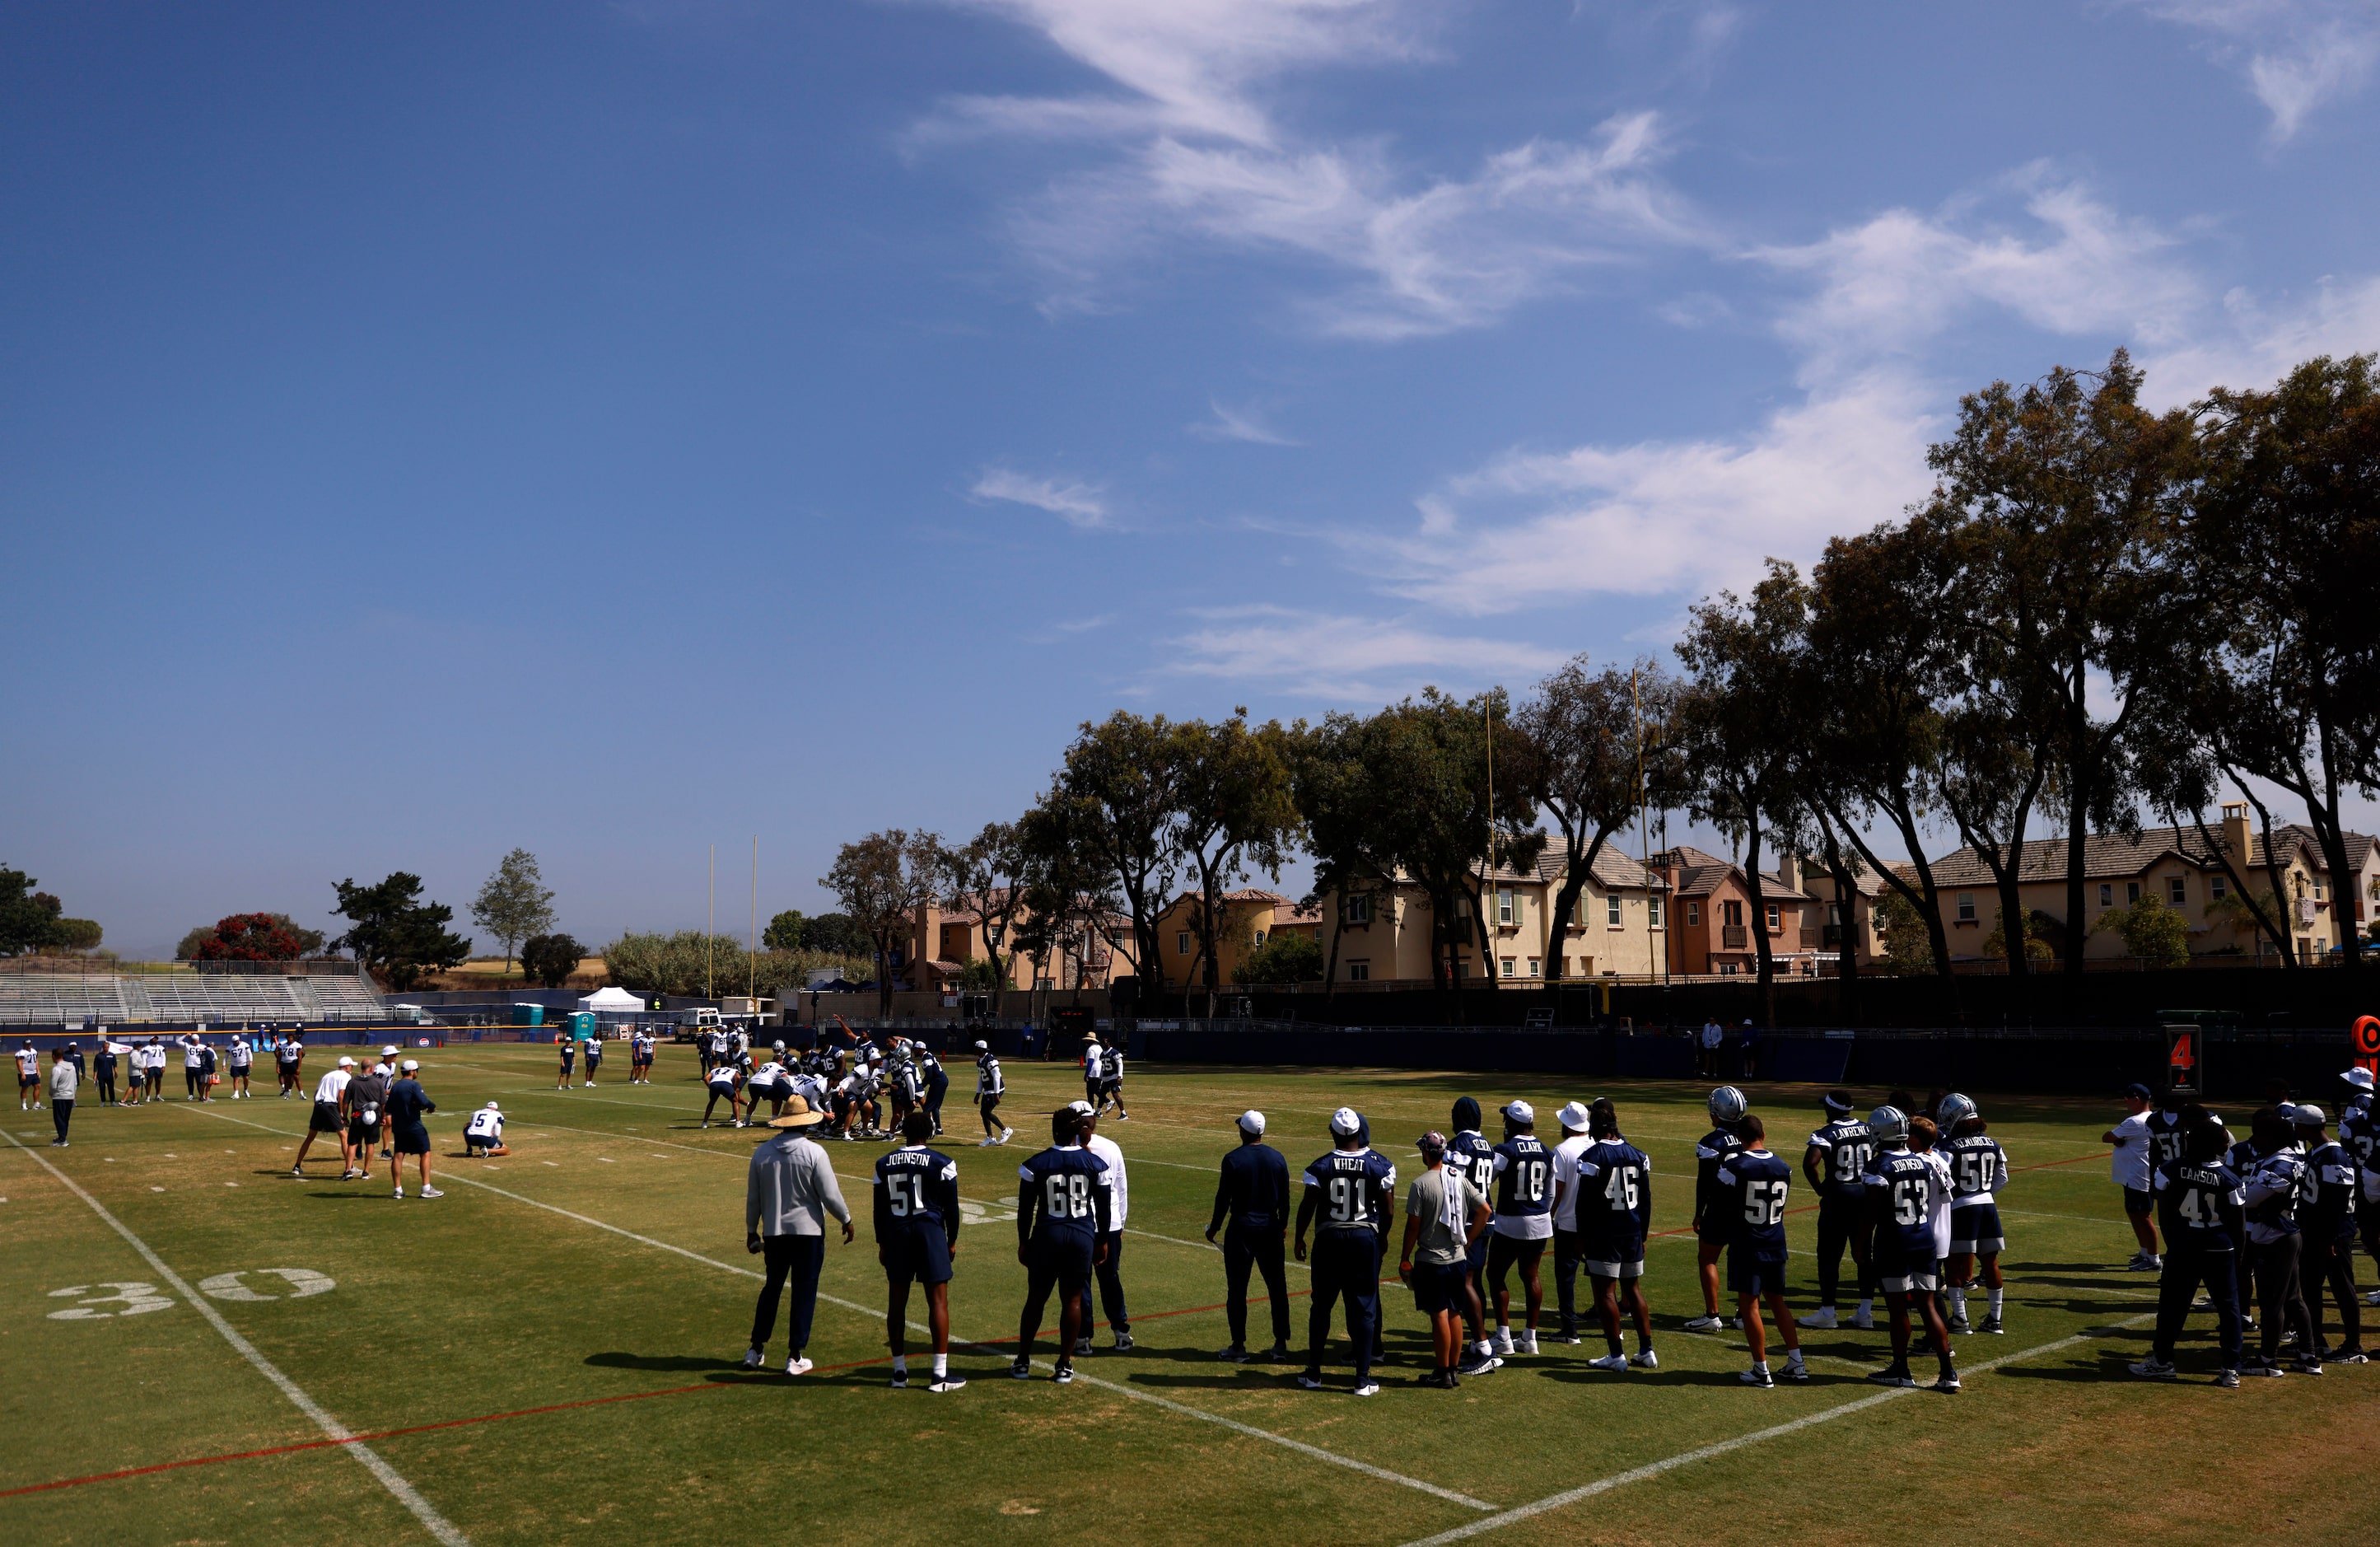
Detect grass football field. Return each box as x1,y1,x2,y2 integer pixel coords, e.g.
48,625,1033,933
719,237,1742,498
2,1045,2369,1547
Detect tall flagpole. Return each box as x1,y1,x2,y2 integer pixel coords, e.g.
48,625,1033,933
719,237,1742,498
749,836,758,1003
707,845,716,1001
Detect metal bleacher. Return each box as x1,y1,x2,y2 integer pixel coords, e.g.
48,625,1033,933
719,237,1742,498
0,965,388,1026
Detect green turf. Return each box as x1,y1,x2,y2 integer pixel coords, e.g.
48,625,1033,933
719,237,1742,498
2,1047,2368,1547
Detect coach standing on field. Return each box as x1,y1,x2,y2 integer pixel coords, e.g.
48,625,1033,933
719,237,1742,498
745,1095,852,1376
47,1048,77,1146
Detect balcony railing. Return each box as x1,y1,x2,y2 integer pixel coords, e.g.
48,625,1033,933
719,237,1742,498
1721,925,1748,949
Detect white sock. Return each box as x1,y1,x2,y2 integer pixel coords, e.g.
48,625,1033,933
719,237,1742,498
1948,1287,1967,1317
933,1353,948,1379
1476,1339,1493,1357
1752,1359,1769,1372
1988,1288,2004,1317
1857,1298,1873,1316
893,1354,908,1375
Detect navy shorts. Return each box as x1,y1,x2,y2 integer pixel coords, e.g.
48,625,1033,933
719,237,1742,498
310,1101,343,1134
1463,1230,1491,1275
1580,1234,1646,1280
394,1123,432,1157
1486,1232,1547,1288
2121,1185,2154,1217
884,1224,954,1287
1875,1246,1939,1295
1949,1202,2004,1255
1728,1248,1788,1297
1409,1260,1468,1316
1029,1232,1095,1302
1697,1213,1733,1246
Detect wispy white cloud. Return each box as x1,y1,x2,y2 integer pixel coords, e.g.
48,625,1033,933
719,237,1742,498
1368,175,2379,615
2131,1,2380,139
1163,604,1563,699
969,466,1111,527
922,2,1701,335
1188,399,1300,445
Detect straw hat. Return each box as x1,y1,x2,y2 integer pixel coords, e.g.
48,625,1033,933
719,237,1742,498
767,1094,827,1129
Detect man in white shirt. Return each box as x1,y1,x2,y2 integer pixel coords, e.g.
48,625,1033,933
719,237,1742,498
294,1056,357,1176
1547,1101,1597,1345
2101,1082,2161,1271
1700,1020,1724,1080
180,1034,207,1100
1071,1101,1134,1354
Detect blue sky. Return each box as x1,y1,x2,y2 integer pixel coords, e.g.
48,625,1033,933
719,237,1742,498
5,1,2378,958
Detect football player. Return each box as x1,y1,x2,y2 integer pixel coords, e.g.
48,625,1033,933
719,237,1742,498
2131,1108,2244,1384
2102,1082,2162,1271
1717,1115,1806,1386
1686,1087,1749,1332
1571,1097,1657,1372
700,1059,744,1129
1081,1035,1104,1110
1071,1103,1133,1354
629,1028,655,1084
1444,1097,1500,1372
748,1050,795,1124
914,1041,950,1135
555,1032,576,1091
1801,1091,1876,1330
1863,1107,1958,1391
975,1041,1011,1146
463,1101,510,1157
1485,1101,1554,1357
2242,1106,2322,1375
1939,1094,2009,1334
1293,1107,1397,1396
2338,1068,2380,1305
1012,1107,1113,1384
275,1033,304,1098
2292,1104,2364,1362
875,1110,966,1392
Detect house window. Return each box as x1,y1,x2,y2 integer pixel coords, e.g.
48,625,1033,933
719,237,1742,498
1956,894,1976,923
2098,884,2112,908
1724,900,1745,928
1500,956,1516,978
1177,931,1192,956
1527,957,1541,977
2126,881,2141,904
1346,960,1370,982
1497,888,1515,925
1344,893,1372,924
987,923,1004,947
1253,930,1267,946
1454,960,1471,980
1766,903,1781,931
1607,895,1622,926
2211,876,2228,902
1648,895,1664,929
1686,901,1701,927
2314,878,2326,900
2168,876,2186,905
888,946,904,967
1828,903,1843,925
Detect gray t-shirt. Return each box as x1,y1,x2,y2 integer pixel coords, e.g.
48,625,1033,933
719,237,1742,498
348,1072,389,1124
1404,1167,1489,1267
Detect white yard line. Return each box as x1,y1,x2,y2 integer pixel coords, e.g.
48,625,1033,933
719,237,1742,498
1391,1313,2157,1547
432,1169,1490,1512
0,1132,471,1546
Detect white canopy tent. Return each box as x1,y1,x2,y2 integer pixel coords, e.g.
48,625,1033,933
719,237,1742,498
577,986,646,1023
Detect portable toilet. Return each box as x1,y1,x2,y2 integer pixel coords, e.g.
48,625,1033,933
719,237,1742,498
511,1003,546,1027
567,1011,598,1041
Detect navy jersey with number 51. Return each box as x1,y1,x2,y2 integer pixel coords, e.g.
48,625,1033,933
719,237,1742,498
875,1144,961,1246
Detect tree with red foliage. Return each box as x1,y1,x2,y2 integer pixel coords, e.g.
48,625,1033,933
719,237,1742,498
196,913,306,961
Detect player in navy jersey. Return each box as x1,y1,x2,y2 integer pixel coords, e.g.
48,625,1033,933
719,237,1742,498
875,1111,966,1392
1013,1108,1112,1384
2133,1110,2246,1383
1485,1101,1554,1357
1801,1091,1876,1330
2242,1106,2322,1375
2145,1087,2187,1177
1941,1100,2010,1334
1444,1097,1501,1374
2292,1105,2364,1362
2339,1070,2380,1303
1294,1106,1398,1395
914,1044,949,1135
1687,1087,1748,1333
1570,1098,1656,1372
974,1042,1011,1147
701,1060,744,1129
1862,1108,1958,1390
1716,1116,1806,1385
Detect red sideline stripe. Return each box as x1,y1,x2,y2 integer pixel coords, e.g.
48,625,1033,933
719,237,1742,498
0,1290,1318,1500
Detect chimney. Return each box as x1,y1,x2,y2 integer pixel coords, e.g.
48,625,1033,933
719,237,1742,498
2221,802,2252,871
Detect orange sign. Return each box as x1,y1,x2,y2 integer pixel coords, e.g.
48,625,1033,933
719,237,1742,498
2354,1014,2380,1078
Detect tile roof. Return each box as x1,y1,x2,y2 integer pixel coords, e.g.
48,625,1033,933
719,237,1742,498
1918,821,2369,889
1651,846,1815,902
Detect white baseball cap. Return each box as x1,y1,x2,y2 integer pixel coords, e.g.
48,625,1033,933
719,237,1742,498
1329,1106,1362,1137
483,1101,501,1110
1555,1101,1592,1131
338,1055,355,1067
1237,1110,1266,1136
400,1059,419,1072
1503,1100,1535,1125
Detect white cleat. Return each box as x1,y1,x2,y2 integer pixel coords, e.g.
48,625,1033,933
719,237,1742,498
786,1356,814,1376
1799,1306,1838,1330
1631,1348,1659,1370
1683,1315,1724,1334
1587,1353,1629,1372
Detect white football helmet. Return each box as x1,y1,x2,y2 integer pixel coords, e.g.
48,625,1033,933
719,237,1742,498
1869,1105,1909,1143
1709,1086,1748,1125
